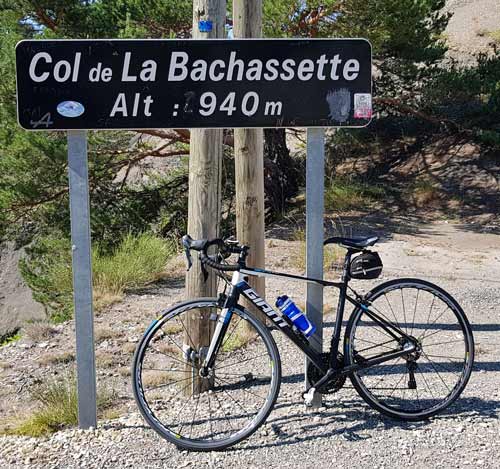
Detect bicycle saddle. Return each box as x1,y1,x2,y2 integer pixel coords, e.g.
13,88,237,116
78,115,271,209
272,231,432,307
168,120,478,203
324,236,379,250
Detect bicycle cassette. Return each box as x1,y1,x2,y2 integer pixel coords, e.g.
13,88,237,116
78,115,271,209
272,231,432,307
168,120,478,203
307,352,346,394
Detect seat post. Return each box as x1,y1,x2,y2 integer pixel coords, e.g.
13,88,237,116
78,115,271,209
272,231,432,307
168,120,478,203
329,249,353,366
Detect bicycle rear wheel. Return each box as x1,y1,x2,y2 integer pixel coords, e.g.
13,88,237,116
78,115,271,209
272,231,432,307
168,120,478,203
345,279,474,420
132,298,281,451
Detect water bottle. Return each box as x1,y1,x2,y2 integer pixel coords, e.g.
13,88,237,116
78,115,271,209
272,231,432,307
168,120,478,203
275,295,316,337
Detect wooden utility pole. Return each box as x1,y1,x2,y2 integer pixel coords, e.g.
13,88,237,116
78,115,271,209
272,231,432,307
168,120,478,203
233,0,266,320
185,0,226,394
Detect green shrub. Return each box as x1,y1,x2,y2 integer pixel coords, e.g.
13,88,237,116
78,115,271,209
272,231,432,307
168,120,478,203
324,177,386,212
7,372,116,437
0,330,21,347
92,232,175,301
20,232,176,322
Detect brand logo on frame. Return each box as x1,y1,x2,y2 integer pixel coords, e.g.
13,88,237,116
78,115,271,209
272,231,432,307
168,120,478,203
244,288,288,328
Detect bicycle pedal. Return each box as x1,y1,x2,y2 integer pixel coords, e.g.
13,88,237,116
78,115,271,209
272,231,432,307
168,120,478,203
303,387,317,407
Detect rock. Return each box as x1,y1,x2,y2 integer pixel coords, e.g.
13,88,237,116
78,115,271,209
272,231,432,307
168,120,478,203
0,242,46,337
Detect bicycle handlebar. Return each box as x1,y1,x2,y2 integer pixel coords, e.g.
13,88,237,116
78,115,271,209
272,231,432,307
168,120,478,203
182,234,246,272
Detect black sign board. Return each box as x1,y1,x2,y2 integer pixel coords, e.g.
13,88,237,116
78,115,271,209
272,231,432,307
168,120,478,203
16,39,372,130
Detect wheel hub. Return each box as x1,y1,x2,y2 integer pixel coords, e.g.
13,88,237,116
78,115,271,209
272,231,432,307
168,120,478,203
401,338,422,361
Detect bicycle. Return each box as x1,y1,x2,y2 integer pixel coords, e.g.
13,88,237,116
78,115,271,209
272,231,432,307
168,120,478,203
132,234,474,451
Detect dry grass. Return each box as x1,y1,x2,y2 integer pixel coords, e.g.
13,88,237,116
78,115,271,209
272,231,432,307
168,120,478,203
95,351,116,368
267,239,278,248
4,373,116,437
164,323,183,335
142,370,176,387
410,179,442,208
156,342,179,355
0,361,12,370
22,321,56,342
117,366,131,377
222,321,256,352
101,406,125,420
122,342,138,354
94,325,120,344
37,351,75,366
164,253,187,278
487,29,500,44
291,229,345,272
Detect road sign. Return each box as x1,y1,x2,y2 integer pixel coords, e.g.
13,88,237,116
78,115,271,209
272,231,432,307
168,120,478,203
16,39,372,130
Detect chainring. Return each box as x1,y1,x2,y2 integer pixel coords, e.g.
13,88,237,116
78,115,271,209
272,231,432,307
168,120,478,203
307,352,347,394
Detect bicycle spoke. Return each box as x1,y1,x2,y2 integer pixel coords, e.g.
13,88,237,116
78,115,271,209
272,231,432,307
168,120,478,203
150,345,194,370
425,353,465,361
134,302,279,449
418,306,453,342
417,364,436,400
215,352,270,371
214,376,254,419
410,289,419,337
178,315,196,351
349,282,473,419
220,315,244,352
384,293,404,332
216,375,267,401
144,375,192,392
420,354,452,393
354,337,398,354
423,338,465,347
189,393,201,439
400,289,408,335
207,390,215,441
421,351,462,379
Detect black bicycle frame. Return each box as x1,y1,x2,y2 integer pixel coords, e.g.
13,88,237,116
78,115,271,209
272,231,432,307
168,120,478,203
204,251,416,382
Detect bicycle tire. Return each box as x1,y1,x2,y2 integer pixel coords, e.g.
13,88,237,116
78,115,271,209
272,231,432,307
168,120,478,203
344,278,474,421
132,298,281,451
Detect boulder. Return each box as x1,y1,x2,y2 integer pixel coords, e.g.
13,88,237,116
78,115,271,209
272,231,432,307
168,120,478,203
0,242,46,338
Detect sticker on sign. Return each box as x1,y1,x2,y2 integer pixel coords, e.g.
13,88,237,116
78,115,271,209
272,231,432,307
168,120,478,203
15,39,372,130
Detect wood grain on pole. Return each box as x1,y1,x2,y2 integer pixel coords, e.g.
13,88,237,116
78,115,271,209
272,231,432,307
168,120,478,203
185,0,225,394
233,0,267,322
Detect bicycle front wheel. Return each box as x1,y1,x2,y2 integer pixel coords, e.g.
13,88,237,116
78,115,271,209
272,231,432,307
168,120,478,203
132,298,281,451
345,279,474,420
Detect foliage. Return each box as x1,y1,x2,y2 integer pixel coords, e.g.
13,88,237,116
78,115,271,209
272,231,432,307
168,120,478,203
20,232,175,322
0,2,193,245
421,49,500,148
92,232,176,296
325,176,386,212
6,372,116,437
0,330,21,346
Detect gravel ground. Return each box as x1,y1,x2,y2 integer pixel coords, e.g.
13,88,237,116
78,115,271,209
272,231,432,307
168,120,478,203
1,221,499,468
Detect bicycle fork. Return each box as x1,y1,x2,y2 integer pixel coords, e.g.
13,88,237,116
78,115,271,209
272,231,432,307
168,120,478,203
200,307,233,373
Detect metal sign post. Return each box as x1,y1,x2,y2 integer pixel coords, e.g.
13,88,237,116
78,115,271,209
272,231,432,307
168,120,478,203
305,127,325,407
67,130,97,428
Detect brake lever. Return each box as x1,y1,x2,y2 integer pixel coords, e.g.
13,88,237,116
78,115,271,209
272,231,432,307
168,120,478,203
184,247,193,271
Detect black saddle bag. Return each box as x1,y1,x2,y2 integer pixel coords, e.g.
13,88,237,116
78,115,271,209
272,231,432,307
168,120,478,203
349,251,383,279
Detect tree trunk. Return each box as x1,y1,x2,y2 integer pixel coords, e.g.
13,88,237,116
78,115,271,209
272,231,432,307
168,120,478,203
264,129,299,220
